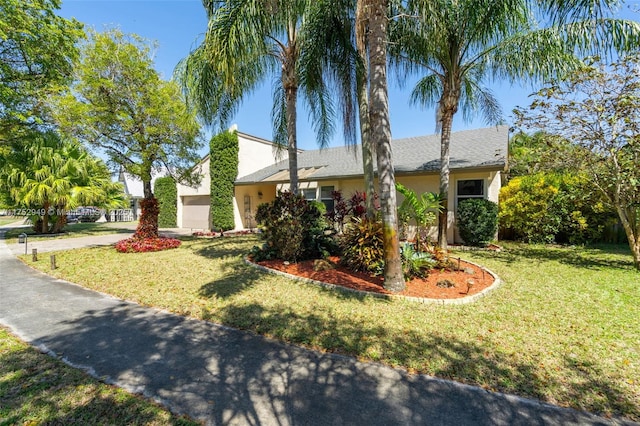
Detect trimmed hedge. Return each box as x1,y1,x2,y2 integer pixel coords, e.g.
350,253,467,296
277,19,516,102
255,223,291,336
154,177,177,228
210,130,239,231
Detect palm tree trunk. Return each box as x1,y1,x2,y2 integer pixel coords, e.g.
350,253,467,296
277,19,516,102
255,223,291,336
368,0,404,292
286,85,299,195
283,46,299,195
437,109,454,250
356,0,376,219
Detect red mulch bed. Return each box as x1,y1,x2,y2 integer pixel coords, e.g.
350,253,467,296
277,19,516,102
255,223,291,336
257,256,495,299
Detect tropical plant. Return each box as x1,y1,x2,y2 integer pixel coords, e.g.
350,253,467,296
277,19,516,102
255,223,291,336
175,0,340,195
0,0,84,144
401,242,436,280
340,218,385,276
0,130,125,233
54,29,202,239
456,198,498,246
209,130,238,231
396,183,442,250
515,54,640,269
254,191,333,262
393,0,640,251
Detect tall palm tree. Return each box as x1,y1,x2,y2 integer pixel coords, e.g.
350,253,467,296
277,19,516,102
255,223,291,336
175,0,336,195
395,0,640,250
368,0,405,291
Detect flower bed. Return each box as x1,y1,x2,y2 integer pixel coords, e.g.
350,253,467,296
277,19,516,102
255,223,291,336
115,237,181,253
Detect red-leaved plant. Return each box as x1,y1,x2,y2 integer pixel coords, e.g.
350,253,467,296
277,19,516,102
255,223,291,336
115,237,181,253
134,197,160,239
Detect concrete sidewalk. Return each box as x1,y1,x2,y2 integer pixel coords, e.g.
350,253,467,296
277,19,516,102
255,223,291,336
4,227,193,255
0,232,632,425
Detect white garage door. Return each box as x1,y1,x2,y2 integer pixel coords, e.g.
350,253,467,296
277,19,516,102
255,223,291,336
182,196,210,230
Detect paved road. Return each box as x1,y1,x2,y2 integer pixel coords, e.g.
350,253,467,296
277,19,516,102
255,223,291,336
0,230,634,425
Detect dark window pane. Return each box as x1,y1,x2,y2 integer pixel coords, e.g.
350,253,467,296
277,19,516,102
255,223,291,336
457,180,483,196
322,200,335,212
320,186,334,200
302,188,316,200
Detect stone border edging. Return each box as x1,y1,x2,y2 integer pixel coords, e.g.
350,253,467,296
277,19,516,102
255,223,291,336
244,257,503,305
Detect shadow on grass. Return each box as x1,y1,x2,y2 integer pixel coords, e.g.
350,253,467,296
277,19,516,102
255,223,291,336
0,344,196,425
24,302,637,424
468,242,635,271
215,303,638,422
189,235,257,260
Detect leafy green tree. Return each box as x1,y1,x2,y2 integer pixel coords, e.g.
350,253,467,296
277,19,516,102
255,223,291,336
54,30,202,239
393,0,640,250
0,0,84,144
209,130,238,231
0,130,125,233
154,177,177,228
516,54,640,270
175,0,337,195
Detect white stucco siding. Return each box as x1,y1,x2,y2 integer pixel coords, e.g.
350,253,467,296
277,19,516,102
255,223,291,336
237,134,286,179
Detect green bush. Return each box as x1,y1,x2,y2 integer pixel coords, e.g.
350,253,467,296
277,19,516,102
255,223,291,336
339,218,385,276
210,130,239,231
456,198,498,246
499,173,617,244
154,177,177,227
254,191,335,262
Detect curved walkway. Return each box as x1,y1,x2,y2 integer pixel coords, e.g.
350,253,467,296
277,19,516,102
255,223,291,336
0,229,632,425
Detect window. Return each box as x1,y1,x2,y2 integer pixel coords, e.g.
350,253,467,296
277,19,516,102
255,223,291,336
301,188,316,201
320,186,335,212
456,179,484,206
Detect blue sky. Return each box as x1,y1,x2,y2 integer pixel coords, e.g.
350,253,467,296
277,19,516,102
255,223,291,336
58,0,638,151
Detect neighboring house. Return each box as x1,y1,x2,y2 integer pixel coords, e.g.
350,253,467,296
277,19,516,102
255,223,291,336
178,125,509,243
118,169,166,220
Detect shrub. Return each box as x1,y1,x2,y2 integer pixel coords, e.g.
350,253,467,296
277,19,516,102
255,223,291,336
326,190,372,233
339,218,384,276
499,173,617,244
401,243,436,280
115,237,181,253
210,130,239,231
254,191,335,262
154,177,177,227
456,198,498,246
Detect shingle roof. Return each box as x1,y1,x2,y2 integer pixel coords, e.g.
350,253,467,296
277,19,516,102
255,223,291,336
236,126,509,184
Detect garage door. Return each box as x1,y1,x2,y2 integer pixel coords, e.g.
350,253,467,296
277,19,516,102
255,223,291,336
182,196,210,230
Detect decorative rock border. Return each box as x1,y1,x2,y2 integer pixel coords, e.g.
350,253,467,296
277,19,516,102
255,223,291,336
244,257,503,305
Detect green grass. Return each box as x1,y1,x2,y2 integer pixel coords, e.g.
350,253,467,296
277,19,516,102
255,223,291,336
20,236,640,421
3,221,136,243
0,217,21,226
0,327,200,425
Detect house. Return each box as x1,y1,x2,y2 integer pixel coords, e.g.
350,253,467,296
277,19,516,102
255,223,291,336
177,125,509,243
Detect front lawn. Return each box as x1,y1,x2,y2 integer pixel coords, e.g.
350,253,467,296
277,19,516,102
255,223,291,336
0,327,198,425
20,236,640,421
0,216,21,226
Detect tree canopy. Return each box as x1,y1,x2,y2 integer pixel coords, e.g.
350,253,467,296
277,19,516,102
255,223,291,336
0,0,84,144
515,54,640,270
54,30,203,199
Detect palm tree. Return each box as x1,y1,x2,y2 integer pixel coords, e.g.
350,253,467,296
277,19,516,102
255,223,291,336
175,0,336,195
395,0,640,250
0,130,125,233
368,0,405,291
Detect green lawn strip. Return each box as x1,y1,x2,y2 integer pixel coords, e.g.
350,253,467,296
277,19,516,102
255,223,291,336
0,217,21,226
0,327,200,425
3,221,136,243
20,237,640,421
